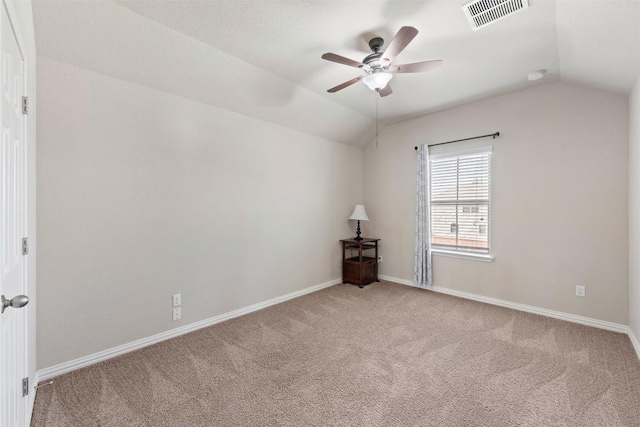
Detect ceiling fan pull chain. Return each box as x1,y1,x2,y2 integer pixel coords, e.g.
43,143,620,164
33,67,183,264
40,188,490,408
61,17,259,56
375,91,379,148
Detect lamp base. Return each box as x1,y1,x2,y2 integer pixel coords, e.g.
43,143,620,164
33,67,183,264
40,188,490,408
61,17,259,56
354,220,363,241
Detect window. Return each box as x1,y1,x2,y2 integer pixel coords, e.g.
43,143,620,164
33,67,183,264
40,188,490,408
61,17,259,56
430,148,491,254
478,224,487,235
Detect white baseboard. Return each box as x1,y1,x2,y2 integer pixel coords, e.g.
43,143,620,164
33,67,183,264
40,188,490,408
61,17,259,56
37,278,341,382
379,275,631,335
35,275,640,383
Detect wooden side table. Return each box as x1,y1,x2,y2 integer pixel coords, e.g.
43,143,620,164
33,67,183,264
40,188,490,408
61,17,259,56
340,238,380,288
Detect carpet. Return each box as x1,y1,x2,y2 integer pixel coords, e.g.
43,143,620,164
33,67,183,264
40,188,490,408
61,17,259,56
31,281,640,426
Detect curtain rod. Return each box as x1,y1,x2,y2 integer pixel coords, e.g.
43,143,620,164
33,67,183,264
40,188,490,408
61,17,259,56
414,131,500,150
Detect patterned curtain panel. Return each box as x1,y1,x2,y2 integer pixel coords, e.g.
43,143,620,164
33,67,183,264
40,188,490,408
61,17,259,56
414,144,433,288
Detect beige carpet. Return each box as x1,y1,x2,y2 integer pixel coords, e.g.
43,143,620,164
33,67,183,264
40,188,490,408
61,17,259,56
31,281,640,426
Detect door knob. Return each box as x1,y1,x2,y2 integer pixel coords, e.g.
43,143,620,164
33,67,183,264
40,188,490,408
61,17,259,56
1,295,29,314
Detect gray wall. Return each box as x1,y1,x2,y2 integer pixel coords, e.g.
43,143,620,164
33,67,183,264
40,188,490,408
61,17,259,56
364,82,629,325
36,58,363,369
37,60,635,370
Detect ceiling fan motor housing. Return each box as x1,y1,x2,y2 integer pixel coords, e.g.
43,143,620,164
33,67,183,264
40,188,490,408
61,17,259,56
363,52,383,67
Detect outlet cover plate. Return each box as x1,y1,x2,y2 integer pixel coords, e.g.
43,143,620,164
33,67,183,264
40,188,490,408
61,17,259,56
172,307,182,321
172,293,181,307
576,285,585,297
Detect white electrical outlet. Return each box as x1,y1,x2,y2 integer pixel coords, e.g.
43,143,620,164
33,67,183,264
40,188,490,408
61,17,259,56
172,293,181,307
576,285,585,297
172,307,182,321
378,256,383,263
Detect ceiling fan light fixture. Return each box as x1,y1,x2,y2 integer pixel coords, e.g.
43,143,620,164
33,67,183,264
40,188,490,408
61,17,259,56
361,71,393,91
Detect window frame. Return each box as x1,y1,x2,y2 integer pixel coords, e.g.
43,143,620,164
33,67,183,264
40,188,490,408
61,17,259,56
429,147,493,261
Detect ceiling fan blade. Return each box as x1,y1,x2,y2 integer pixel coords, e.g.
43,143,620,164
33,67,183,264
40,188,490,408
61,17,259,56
321,53,364,69
378,84,392,97
392,60,443,74
381,26,418,63
327,76,362,93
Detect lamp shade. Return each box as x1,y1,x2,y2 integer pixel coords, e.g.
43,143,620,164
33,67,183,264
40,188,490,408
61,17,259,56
349,205,369,221
361,71,393,90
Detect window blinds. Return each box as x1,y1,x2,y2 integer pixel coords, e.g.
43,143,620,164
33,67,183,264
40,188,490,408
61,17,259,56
429,150,491,254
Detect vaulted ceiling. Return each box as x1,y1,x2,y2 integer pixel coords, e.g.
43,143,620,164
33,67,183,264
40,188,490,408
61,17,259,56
33,0,640,146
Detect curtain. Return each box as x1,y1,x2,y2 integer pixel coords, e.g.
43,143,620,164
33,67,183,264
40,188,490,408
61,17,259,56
414,144,432,288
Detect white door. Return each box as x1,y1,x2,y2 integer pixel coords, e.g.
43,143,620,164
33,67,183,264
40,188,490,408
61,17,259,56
0,0,28,426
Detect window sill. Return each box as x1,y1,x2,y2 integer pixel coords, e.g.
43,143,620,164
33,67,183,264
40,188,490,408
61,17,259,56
431,249,494,262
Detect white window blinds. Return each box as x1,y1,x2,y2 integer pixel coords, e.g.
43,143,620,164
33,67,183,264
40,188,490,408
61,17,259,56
430,149,491,254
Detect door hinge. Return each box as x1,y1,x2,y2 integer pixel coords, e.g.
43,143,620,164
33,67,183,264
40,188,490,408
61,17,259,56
22,96,29,115
22,377,29,396
22,237,28,255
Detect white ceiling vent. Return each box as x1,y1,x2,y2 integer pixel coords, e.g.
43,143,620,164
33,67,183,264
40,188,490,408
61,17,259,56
462,0,530,31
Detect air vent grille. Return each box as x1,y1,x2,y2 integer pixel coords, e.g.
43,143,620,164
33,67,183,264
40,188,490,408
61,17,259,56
462,0,529,31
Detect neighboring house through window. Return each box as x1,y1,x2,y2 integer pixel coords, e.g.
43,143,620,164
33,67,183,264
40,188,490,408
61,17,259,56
429,147,491,254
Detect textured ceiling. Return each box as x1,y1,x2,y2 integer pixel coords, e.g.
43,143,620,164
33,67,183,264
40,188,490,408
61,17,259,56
33,0,640,147
116,0,561,122
556,0,640,93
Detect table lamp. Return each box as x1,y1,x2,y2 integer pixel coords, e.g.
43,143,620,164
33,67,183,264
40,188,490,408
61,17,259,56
349,205,369,241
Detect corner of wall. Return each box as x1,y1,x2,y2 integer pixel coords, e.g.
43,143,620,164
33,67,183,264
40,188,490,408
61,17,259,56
629,74,640,353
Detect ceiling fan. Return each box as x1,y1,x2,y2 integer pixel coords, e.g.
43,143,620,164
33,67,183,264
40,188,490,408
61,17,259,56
322,26,443,97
